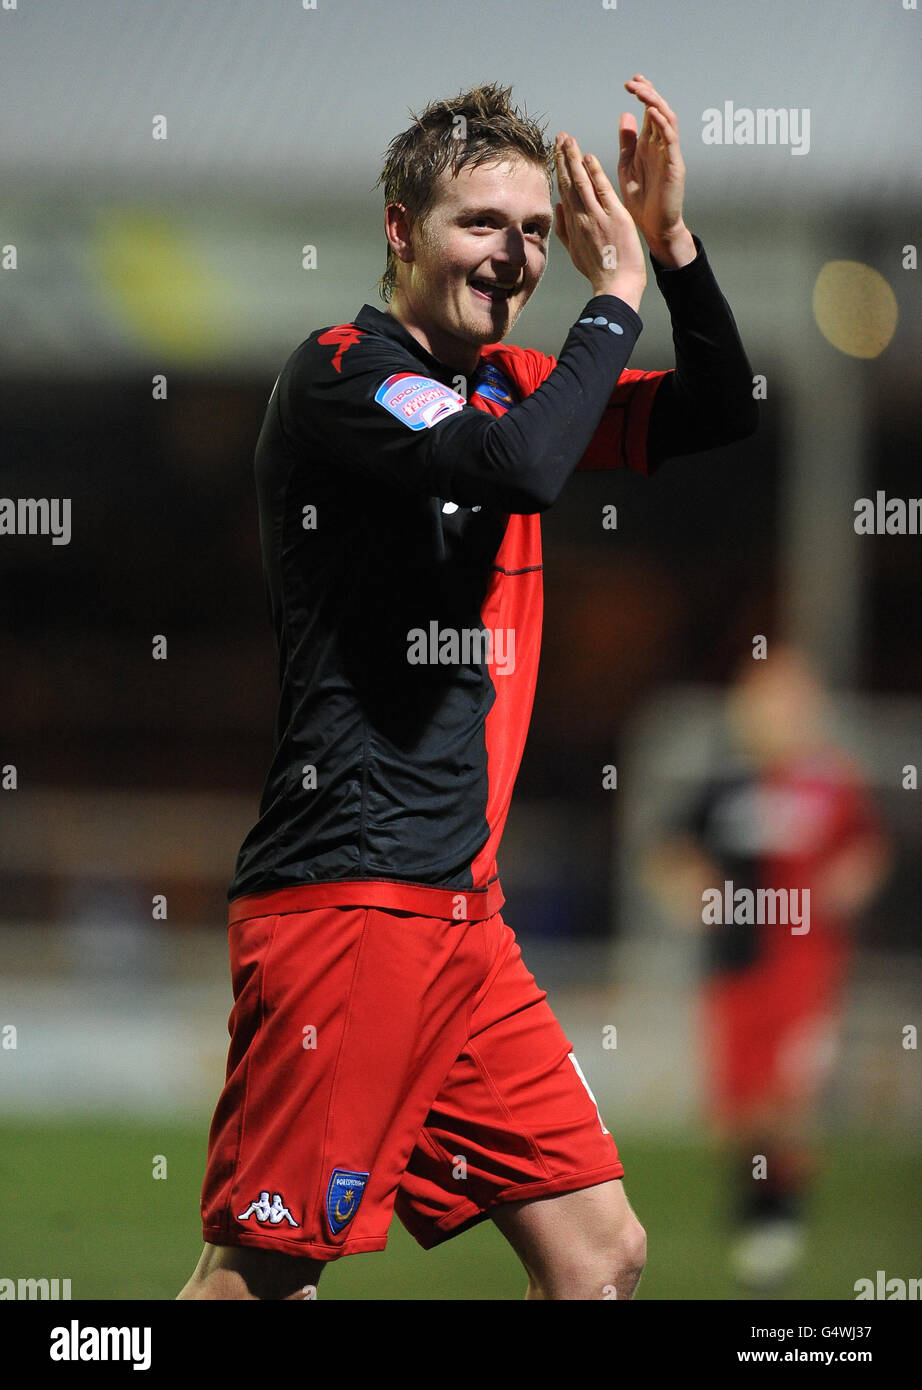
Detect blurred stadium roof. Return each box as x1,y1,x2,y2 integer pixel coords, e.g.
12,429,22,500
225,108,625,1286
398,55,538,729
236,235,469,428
1,1,917,373
0,0,916,203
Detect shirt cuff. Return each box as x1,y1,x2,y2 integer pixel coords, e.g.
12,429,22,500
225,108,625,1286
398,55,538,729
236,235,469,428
650,232,706,277
576,295,644,338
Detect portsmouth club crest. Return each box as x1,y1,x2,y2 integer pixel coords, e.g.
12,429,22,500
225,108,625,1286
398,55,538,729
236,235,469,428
326,1168,369,1236
470,360,518,408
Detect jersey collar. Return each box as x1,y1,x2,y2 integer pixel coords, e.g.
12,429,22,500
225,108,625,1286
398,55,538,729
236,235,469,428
354,303,496,384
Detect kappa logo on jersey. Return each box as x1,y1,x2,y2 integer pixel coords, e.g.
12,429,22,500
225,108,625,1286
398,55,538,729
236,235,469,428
325,1168,369,1235
317,324,364,373
375,373,465,430
237,1190,300,1227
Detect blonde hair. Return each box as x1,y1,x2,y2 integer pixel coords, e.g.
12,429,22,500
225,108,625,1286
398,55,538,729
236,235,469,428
376,81,554,302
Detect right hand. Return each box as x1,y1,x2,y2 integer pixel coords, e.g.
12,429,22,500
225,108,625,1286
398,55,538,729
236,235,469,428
554,132,646,311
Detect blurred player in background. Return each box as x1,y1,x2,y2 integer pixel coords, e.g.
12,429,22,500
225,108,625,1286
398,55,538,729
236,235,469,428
179,77,757,1300
649,647,889,1290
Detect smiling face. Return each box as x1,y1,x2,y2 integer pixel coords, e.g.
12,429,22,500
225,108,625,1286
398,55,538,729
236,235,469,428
386,155,553,373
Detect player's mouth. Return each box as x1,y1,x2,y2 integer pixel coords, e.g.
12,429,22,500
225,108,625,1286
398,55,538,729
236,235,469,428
469,278,519,304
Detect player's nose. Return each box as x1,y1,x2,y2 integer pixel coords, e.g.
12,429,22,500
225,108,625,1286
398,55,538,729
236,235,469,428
494,228,528,274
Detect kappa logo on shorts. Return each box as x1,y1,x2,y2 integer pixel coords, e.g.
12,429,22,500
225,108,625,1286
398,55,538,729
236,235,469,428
374,373,465,430
236,1190,300,1227
325,1169,369,1236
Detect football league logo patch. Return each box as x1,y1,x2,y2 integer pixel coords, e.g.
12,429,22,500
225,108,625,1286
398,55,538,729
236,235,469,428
326,1168,369,1236
375,373,464,430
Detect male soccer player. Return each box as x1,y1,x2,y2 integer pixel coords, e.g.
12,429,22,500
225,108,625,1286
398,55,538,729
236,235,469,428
179,76,757,1301
650,648,889,1289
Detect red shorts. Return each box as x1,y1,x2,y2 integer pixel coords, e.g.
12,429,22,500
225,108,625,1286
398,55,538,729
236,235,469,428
201,895,623,1260
701,950,846,1121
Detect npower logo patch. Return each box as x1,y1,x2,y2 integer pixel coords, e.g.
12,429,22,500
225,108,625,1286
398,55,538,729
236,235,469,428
375,373,464,430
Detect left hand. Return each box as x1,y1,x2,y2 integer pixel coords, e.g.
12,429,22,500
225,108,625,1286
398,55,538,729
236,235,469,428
618,75,696,268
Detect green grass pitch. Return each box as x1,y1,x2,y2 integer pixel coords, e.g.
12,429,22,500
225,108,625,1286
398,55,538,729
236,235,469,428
0,1121,917,1300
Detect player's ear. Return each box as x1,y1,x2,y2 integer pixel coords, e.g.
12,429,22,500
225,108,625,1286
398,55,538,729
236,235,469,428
384,203,415,265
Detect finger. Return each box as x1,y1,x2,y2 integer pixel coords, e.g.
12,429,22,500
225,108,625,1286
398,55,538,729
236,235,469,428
624,77,679,139
581,151,620,212
625,77,676,123
618,116,639,195
618,111,638,166
553,201,569,249
638,101,656,145
645,104,681,152
554,131,574,201
556,135,587,211
624,74,677,126
561,136,601,215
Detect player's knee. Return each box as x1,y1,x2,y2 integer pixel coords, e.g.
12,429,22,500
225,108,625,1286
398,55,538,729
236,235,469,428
177,1268,260,1301
527,1212,647,1300
177,1245,324,1301
178,1268,319,1301
611,1213,647,1295
589,1210,647,1298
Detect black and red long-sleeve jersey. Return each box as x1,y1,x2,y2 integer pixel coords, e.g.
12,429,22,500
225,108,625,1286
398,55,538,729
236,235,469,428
228,239,756,917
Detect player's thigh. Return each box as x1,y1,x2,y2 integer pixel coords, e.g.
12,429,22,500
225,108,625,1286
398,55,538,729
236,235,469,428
492,1178,645,1285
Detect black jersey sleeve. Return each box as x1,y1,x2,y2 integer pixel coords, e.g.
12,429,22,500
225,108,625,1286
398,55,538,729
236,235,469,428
281,297,642,515
646,236,759,468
